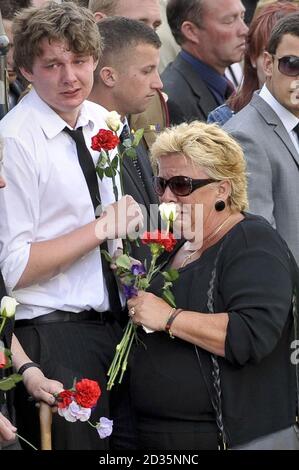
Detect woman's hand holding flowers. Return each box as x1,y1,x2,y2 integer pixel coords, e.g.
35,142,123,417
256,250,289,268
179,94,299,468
127,291,171,332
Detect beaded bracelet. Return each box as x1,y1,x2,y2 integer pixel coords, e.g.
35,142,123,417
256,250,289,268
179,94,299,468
164,308,183,338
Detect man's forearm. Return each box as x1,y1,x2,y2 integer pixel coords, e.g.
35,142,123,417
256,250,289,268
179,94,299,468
16,219,102,289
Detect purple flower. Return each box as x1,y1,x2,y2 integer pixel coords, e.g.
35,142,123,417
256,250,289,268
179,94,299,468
123,284,138,299
131,263,146,276
96,417,113,439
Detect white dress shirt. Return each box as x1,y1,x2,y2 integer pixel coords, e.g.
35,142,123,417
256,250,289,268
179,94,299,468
260,84,299,153
0,88,122,319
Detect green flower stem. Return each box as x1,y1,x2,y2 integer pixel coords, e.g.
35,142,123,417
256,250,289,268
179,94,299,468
118,327,135,384
0,317,6,337
108,325,132,386
107,320,135,390
146,254,159,283
87,420,97,429
106,152,119,202
16,433,38,450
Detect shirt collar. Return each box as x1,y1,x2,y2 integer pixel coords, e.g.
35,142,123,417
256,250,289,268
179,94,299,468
29,88,96,139
180,50,228,99
259,84,299,133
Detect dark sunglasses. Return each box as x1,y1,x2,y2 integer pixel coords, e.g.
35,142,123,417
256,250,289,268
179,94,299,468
153,175,216,196
273,55,299,77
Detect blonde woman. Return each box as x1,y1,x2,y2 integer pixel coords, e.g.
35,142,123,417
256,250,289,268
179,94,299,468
127,121,298,450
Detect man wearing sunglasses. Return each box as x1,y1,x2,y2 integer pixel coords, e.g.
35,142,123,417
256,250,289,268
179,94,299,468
224,12,299,264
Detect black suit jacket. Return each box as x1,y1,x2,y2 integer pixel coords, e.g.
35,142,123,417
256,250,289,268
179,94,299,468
162,53,218,125
122,139,159,264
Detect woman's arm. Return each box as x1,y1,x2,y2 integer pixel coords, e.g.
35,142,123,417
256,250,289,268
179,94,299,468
127,291,229,356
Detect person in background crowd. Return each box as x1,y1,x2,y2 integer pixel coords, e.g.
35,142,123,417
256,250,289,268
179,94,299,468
88,0,169,150
127,121,298,450
208,1,299,125
224,12,299,264
162,0,248,125
89,17,162,263
0,0,28,110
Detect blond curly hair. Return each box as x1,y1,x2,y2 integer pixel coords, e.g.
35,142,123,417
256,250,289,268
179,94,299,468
151,121,248,212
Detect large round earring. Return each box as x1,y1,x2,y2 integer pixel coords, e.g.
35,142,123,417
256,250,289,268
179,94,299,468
215,200,225,211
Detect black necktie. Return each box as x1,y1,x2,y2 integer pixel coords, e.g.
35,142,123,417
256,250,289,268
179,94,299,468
120,123,131,144
120,123,144,183
293,123,299,139
63,126,122,313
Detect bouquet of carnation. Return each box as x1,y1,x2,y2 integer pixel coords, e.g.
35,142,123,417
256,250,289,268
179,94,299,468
106,203,179,390
56,378,113,439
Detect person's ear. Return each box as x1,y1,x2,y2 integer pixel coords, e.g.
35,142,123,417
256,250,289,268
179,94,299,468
181,21,201,45
216,180,231,202
263,51,274,79
94,11,107,23
19,67,33,83
99,67,118,87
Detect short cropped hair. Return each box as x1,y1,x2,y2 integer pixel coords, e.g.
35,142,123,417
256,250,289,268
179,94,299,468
88,0,119,15
266,11,299,54
151,121,248,212
166,0,203,45
94,16,161,77
13,1,101,72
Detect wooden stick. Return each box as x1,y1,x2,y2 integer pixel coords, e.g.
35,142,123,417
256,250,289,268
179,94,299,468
39,402,53,450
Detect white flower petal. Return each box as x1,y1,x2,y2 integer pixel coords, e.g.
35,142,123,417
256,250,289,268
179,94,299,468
0,296,19,318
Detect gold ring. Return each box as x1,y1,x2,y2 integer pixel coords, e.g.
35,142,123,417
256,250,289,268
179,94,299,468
129,307,135,317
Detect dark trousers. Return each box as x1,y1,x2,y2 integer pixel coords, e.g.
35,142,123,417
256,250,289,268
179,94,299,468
14,316,129,450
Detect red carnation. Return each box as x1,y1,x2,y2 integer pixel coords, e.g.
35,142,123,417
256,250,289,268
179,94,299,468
75,379,101,408
57,389,74,409
141,230,176,252
91,129,120,152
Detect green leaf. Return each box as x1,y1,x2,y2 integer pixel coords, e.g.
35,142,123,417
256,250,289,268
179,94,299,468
162,289,176,307
115,254,132,270
101,249,112,263
132,128,144,147
0,374,23,391
105,166,117,178
137,278,150,290
124,147,137,160
111,154,119,170
121,138,132,148
162,268,179,282
96,167,104,180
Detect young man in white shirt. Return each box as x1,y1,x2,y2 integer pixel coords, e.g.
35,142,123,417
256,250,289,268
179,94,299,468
0,2,143,450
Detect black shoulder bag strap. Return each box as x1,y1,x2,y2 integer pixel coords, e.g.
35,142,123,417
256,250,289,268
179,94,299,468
194,241,227,449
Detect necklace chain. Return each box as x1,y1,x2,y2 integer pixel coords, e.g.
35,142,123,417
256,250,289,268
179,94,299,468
180,214,233,268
